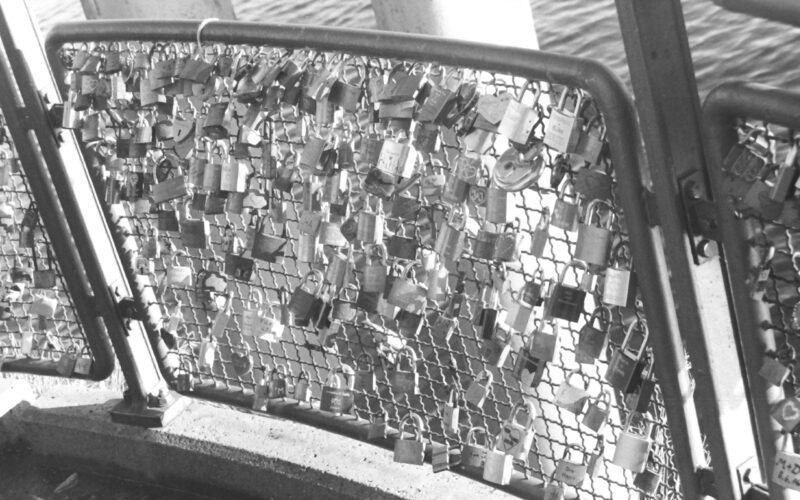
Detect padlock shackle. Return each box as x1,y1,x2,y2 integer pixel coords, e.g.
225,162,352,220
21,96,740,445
565,369,588,390
506,399,536,431
588,306,611,330
396,346,418,371
473,368,494,386
356,352,374,370
584,199,615,228
299,268,325,296
621,318,649,360
398,412,425,441
271,364,289,378
556,259,590,288
466,426,488,447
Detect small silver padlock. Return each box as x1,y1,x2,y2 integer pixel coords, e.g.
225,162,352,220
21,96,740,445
464,369,493,409
482,434,513,485
496,400,537,461
389,346,420,395
554,369,590,415
544,87,584,154
442,387,462,433
462,426,489,470
582,390,611,433
551,180,580,232
574,199,615,268
612,411,653,473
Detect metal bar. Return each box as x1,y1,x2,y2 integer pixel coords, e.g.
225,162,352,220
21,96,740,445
703,81,800,500
615,1,750,497
44,19,706,497
0,6,115,381
0,5,175,420
712,0,800,29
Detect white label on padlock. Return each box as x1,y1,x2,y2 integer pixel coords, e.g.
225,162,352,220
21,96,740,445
773,449,800,491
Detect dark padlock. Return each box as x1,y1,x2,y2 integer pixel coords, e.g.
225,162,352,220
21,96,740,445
288,270,325,326
605,319,650,393
547,259,591,322
387,226,418,260
576,306,611,364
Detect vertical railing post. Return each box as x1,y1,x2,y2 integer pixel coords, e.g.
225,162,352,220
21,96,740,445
615,0,763,498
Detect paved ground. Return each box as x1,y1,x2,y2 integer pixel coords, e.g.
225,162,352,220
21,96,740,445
0,441,214,500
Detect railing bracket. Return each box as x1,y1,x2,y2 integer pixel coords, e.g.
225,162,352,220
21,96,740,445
110,388,191,428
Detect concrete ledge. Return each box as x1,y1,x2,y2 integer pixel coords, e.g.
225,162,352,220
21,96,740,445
0,379,34,447
7,386,518,499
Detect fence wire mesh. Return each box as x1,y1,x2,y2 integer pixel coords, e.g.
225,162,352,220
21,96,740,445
0,111,94,375
53,38,685,499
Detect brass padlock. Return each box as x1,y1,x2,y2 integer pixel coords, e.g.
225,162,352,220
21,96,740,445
393,412,426,465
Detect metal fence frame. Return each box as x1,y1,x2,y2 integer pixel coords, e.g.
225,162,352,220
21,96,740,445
712,0,800,28
703,81,800,500
0,2,115,381
41,19,708,497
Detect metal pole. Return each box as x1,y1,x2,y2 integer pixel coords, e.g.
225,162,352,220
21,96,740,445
712,0,800,28
704,81,800,500
615,1,765,498
0,1,186,426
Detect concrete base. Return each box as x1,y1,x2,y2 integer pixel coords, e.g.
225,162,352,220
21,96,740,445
0,379,34,447
3,384,518,499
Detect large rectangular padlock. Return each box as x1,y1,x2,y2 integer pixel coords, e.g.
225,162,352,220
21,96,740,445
544,88,583,154
482,445,513,485
319,369,354,414
575,200,615,268
393,413,426,465
612,412,653,473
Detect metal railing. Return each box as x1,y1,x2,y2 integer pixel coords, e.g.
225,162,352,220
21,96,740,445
711,0,800,28
40,19,702,499
703,81,800,499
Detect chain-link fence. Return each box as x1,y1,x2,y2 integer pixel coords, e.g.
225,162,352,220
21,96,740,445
47,26,687,499
0,110,100,379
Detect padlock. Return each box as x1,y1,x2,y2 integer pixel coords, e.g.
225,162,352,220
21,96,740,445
55,345,78,377
582,390,611,433
293,370,311,404
772,433,800,492
496,400,537,461
482,329,512,368
771,141,798,202
220,157,250,193
497,84,540,144
626,354,656,413
551,180,580,232
504,293,535,333
356,200,385,245
434,205,467,263
612,411,653,473
320,367,355,414
180,203,209,248
441,154,480,205
530,207,550,258
393,412,426,465
209,292,233,339
544,88,584,154
252,218,286,263
553,444,588,487
376,137,418,179
462,426,489,470
366,411,389,441
326,250,354,292
224,247,255,282
492,219,523,262
328,65,363,113
605,319,649,393
576,306,610,364
575,168,614,201
547,260,591,322
543,481,565,500
387,226,418,260
575,199,615,268
231,343,253,377
602,245,637,308
759,345,794,386
32,246,57,289
198,335,217,370
464,369,493,408
267,365,289,399
586,438,605,479
73,346,93,376
771,393,800,432
575,115,608,165
485,180,512,224
362,244,388,293
482,434,513,485
387,260,427,311
554,369,590,414
442,387,462,433
30,292,58,318
472,226,499,260
319,215,347,248
634,450,663,495
151,161,190,205
353,352,376,392
389,346,420,395
288,269,324,326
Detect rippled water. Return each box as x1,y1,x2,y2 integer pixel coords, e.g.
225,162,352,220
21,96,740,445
27,0,800,97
